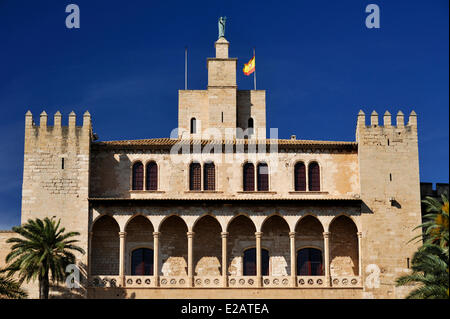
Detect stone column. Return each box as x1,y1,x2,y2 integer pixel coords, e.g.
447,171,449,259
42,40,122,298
221,232,229,287
187,231,195,287
289,231,297,287
357,232,362,277
153,232,160,287
323,231,330,286
119,231,127,286
88,231,93,278
255,231,263,287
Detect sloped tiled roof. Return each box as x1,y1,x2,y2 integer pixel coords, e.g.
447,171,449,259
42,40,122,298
92,138,357,150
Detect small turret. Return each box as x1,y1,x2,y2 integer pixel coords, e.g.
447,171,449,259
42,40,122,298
370,110,378,126
383,111,391,127
54,111,62,127
408,110,417,127
396,111,404,127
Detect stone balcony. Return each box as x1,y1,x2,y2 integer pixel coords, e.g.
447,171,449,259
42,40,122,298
89,275,362,289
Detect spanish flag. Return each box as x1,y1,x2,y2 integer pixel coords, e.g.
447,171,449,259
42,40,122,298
243,56,255,76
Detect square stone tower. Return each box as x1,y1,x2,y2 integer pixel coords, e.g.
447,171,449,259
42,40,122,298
20,110,92,297
178,37,266,139
356,110,422,298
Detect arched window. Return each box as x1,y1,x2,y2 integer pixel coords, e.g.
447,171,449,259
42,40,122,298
243,162,255,191
131,248,154,275
190,118,197,134
203,162,215,191
308,162,320,191
248,117,254,135
297,248,323,276
146,161,158,191
132,162,144,190
243,248,269,276
257,163,269,191
189,162,201,191
294,162,306,191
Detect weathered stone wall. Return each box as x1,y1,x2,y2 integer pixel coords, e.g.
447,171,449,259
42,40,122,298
89,150,359,199
295,215,324,252
261,216,290,276
227,215,256,276
329,215,358,276
125,215,154,275
237,90,266,139
357,111,422,298
193,215,222,276
0,231,14,270
20,111,91,297
160,216,188,276
91,215,120,275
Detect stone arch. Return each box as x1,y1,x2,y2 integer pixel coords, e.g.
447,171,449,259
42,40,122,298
91,215,120,275
295,215,324,276
125,215,154,275
227,215,257,276
226,213,256,232
261,215,290,276
193,215,222,276
328,213,359,232
159,215,188,276
329,215,359,276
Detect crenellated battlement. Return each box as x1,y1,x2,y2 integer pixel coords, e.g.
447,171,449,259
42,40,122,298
356,109,417,128
356,109,418,145
25,110,92,130
24,110,92,154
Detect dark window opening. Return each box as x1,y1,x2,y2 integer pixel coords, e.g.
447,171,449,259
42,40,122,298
221,112,224,123
248,117,254,136
294,162,306,191
146,162,158,191
308,162,320,191
189,162,201,191
190,118,197,134
131,248,154,275
297,248,323,276
132,162,144,190
243,163,255,191
390,173,392,182
257,163,269,191
204,162,215,191
61,158,65,170
243,248,269,276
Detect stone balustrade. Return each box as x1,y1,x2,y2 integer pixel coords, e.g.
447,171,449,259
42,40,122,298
330,276,362,288
262,276,291,288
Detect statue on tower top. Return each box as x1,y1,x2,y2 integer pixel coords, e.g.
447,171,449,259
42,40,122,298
218,16,227,38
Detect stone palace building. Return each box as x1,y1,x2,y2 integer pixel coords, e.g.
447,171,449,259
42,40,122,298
0,35,422,299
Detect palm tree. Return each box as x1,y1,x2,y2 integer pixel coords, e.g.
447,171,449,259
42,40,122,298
420,194,449,248
0,275,27,299
396,243,448,299
396,194,449,299
2,217,85,299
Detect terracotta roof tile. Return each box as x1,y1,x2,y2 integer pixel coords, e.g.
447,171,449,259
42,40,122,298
92,138,357,150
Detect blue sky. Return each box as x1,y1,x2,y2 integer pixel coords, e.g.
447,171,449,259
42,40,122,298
0,0,448,229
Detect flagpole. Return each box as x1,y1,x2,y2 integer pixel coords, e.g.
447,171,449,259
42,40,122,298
253,47,256,90
185,46,188,90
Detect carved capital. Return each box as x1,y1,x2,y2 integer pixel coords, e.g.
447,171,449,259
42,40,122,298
221,232,229,238
118,231,127,239
153,231,161,238
323,231,330,238
289,232,296,239
255,232,263,238
187,231,195,238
